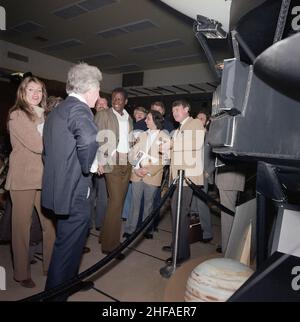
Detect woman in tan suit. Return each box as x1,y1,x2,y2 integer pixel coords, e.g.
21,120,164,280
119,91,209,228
5,76,55,288
124,110,170,237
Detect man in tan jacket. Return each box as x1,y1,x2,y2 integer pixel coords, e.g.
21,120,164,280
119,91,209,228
94,88,133,257
160,100,205,276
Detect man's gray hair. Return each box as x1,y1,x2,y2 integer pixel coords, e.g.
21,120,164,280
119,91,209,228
66,63,102,94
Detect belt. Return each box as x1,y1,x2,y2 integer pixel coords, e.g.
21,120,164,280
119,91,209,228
116,151,128,165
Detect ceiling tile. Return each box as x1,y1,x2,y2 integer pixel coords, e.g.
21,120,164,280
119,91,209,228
157,53,200,63
12,21,43,33
78,52,116,61
78,0,118,11
155,39,184,49
97,19,157,38
42,39,83,52
97,28,127,38
53,5,87,19
104,64,141,73
123,19,157,32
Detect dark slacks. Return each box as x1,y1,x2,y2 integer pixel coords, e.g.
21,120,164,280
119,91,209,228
45,176,91,299
90,174,107,229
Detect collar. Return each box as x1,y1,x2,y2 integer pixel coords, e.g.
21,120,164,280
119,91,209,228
112,107,129,119
32,105,44,118
69,93,87,105
180,116,190,127
147,129,160,135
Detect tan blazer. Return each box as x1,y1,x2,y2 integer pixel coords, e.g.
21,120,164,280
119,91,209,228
5,110,44,190
170,117,205,186
130,130,170,186
94,108,133,173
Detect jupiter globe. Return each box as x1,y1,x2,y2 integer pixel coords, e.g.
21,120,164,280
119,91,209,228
185,258,254,302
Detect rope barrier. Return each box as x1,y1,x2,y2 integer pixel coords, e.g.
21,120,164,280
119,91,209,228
20,174,235,300
185,178,235,217
20,180,177,301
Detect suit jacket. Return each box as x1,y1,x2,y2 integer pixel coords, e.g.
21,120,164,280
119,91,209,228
94,108,133,173
5,110,44,190
170,117,205,186
163,117,175,134
129,130,170,186
134,118,147,131
42,96,98,215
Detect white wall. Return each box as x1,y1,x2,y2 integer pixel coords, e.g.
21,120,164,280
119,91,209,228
0,40,120,93
160,0,232,31
0,40,215,93
160,0,268,34
0,40,73,83
102,73,122,93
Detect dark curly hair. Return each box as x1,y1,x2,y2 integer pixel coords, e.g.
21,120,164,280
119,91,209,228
149,110,164,130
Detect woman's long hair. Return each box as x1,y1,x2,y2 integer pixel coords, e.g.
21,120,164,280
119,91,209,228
7,76,47,124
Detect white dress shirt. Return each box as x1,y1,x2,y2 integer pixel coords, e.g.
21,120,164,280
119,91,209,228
146,129,159,152
69,93,88,105
112,108,130,153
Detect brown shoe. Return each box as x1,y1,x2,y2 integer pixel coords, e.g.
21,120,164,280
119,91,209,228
20,278,36,288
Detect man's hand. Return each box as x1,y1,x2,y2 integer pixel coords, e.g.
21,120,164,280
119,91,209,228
97,164,104,175
159,141,172,159
134,168,148,178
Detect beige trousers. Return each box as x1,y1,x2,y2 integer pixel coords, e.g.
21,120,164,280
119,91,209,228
219,189,238,253
101,164,131,253
10,190,56,281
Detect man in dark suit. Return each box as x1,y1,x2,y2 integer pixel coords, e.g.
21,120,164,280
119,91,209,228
42,63,102,299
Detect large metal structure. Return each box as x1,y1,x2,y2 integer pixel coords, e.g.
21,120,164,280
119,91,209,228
202,0,300,301
160,0,300,301
171,0,300,301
